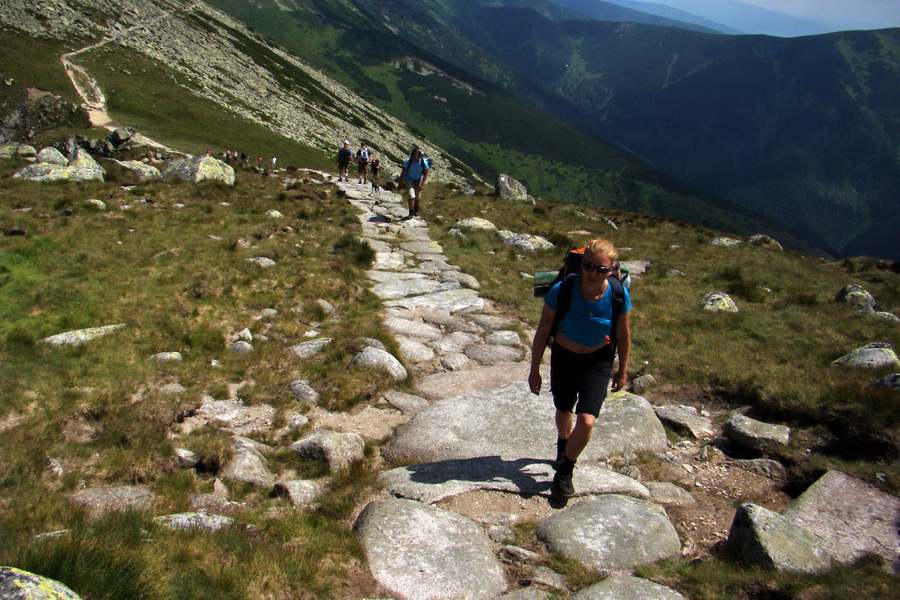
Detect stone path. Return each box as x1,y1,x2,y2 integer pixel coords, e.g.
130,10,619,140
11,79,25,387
339,179,689,599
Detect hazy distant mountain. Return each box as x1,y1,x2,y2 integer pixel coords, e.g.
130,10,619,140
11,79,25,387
586,0,741,34
633,0,830,37
517,0,725,33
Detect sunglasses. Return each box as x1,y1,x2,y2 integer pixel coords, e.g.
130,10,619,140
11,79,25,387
581,260,614,275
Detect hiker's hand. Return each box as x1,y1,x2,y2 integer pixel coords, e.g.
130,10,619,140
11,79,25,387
528,371,542,395
611,371,627,392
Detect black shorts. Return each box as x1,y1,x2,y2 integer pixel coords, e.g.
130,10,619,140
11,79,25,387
550,342,614,417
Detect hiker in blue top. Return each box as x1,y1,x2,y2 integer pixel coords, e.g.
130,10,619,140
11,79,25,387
528,238,632,498
398,146,429,220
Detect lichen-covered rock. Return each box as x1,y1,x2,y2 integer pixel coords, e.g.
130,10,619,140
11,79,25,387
13,162,105,182
155,512,235,531
497,230,554,252
37,146,68,165
835,284,877,314
0,143,37,158
496,173,529,202
726,503,831,574
456,217,497,230
113,159,161,180
0,567,82,600
832,342,900,369
698,291,738,312
39,323,127,346
162,155,235,185
709,236,742,247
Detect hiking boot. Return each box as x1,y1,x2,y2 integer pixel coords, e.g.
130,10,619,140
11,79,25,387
553,469,575,497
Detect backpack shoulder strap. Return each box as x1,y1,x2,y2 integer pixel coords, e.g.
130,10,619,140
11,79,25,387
548,275,578,343
607,276,625,352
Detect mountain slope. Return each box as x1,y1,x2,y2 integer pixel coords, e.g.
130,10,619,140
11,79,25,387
219,0,900,258
450,13,900,257
204,0,815,250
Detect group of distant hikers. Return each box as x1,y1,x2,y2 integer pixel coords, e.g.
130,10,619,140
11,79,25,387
336,140,430,221
206,149,279,170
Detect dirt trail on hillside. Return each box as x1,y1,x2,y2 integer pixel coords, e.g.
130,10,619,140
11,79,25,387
59,3,198,152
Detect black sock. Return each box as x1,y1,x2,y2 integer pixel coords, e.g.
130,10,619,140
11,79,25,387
559,455,576,474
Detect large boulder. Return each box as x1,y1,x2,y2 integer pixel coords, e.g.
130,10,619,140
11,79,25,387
725,503,831,574
162,155,235,185
13,162,104,182
835,284,877,314
698,291,738,312
535,495,681,570
781,470,900,573
355,498,507,600
0,567,82,600
495,173,529,202
832,342,900,369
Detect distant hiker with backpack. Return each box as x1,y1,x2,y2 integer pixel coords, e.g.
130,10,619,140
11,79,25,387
357,142,371,184
528,238,632,498
337,140,353,182
398,146,429,219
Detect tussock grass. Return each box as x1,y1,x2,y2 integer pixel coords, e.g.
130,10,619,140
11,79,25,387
0,167,389,597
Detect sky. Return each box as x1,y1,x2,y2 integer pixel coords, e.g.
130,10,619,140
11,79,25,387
740,0,900,31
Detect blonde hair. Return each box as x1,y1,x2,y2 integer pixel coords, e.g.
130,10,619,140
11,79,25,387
584,238,618,262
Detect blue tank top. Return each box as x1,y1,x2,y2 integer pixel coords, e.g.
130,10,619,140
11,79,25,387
544,278,632,346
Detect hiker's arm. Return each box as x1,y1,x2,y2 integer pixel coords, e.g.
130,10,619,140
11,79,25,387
529,304,555,395
611,311,631,392
418,167,429,189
